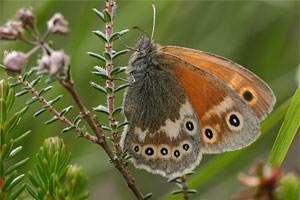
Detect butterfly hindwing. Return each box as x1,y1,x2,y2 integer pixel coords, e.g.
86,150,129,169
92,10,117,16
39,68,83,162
121,63,202,178
161,46,276,121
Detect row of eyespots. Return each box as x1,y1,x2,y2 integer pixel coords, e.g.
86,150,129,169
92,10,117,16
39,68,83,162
202,111,244,143
132,141,192,161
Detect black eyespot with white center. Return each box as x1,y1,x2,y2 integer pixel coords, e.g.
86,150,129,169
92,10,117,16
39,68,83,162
145,147,154,156
226,111,244,131
160,148,168,156
229,114,240,127
205,128,213,139
134,145,139,152
183,144,189,151
174,150,180,158
184,118,197,135
186,121,194,131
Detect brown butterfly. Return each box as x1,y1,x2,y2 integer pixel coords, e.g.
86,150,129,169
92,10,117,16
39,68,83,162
120,7,275,179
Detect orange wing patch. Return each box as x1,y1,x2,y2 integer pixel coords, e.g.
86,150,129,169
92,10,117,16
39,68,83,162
158,52,260,153
161,46,275,122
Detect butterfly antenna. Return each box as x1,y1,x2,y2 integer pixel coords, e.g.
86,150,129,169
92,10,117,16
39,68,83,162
151,4,156,41
118,35,138,51
130,26,151,39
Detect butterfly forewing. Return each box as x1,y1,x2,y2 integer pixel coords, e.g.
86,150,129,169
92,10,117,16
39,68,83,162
161,46,276,122
159,52,261,153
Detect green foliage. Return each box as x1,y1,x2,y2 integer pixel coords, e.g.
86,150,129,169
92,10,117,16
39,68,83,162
268,86,300,167
26,137,89,200
276,173,300,200
0,79,30,199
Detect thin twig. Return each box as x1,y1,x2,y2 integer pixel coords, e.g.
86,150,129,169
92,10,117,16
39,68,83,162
58,77,144,200
181,176,189,200
17,75,99,144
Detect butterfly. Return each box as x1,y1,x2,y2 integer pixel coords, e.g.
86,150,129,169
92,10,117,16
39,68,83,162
120,8,275,179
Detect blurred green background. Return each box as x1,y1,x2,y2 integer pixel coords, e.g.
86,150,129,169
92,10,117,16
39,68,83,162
0,1,299,199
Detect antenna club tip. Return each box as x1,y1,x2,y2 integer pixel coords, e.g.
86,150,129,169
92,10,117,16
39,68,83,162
152,4,156,9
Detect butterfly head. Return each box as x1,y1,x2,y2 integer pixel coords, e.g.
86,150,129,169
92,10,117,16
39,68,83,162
128,34,159,77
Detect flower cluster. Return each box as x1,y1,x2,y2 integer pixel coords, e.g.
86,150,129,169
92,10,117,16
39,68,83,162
1,8,70,75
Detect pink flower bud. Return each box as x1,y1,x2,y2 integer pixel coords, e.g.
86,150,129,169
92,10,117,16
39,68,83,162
3,51,28,73
0,21,23,40
47,13,69,34
38,54,51,69
49,50,69,75
17,8,36,28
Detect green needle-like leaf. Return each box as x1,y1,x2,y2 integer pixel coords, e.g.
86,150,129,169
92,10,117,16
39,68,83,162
104,52,111,60
93,8,105,22
5,174,25,192
2,140,14,161
268,86,300,167
15,90,29,97
87,52,106,62
29,76,42,87
93,30,107,43
48,95,63,105
14,130,31,144
38,86,53,96
5,157,30,175
143,193,153,200
112,49,129,60
26,96,39,105
10,184,26,200
7,146,23,160
45,116,59,125
34,108,48,117
109,29,129,42
0,98,7,122
93,105,110,115
114,83,130,93
2,170,17,192
112,107,122,117
59,106,73,117
90,81,107,94
6,88,15,112
103,10,111,22
5,112,20,134
61,126,75,133
25,183,40,199
110,66,127,76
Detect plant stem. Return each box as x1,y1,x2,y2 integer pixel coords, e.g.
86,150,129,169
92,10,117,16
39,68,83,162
105,0,123,154
18,75,98,144
181,176,189,200
58,78,144,200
